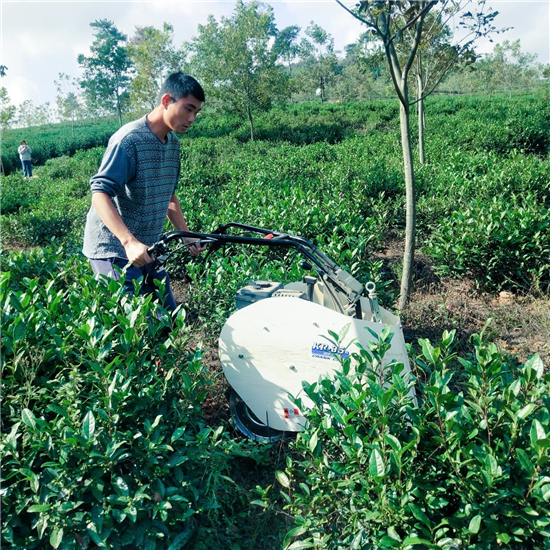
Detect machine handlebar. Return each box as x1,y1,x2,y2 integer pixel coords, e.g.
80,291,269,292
147,223,361,303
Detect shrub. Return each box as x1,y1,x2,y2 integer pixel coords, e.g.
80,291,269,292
423,194,550,292
1,248,278,550
275,329,550,549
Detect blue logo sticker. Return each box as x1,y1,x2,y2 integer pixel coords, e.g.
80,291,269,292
311,342,350,361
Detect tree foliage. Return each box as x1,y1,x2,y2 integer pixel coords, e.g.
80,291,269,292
128,23,184,111
78,19,134,127
337,0,504,310
299,22,339,101
186,0,289,140
0,87,17,130
54,73,82,139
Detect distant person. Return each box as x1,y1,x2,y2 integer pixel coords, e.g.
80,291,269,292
82,72,206,312
18,140,32,178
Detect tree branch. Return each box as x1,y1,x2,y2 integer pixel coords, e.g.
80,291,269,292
334,0,377,31
402,4,429,78
388,1,438,46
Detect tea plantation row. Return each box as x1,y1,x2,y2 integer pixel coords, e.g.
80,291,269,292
2,94,550,549
3,94,550,300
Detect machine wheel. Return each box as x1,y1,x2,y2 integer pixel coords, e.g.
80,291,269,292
229,388,285,443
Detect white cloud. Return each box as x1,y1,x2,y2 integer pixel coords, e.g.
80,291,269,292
4,76,41,105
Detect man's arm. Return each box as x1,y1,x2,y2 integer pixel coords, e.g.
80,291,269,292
167,194,206,256
91,192,152,266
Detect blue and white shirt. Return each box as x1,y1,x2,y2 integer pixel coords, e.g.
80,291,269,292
83,116,181,260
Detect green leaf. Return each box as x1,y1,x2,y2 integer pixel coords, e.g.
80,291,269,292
468,514,482,534
330,403,347,425
524,354,544,379
384,433,402,452
387,526,402,541
171,426,186,443
167,527,194,550
13,320,27,341
276,471,291,488
28,504,51,513
308,430,319,454
50,527,63,549
517,448,535,475
408,503,431,528
531,419,546,447
369,448,385,478
539,485,550,502
287,541,315,549
419,339,440,365
517,403,538,420
114,477,129,497
21,408,37,430
338,323,351,343
82,411,95,441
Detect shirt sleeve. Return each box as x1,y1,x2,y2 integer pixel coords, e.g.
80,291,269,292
90,141,136,197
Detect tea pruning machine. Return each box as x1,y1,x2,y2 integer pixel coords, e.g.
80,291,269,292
148,223,414,442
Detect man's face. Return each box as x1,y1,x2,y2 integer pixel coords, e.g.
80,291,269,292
165,94,202,134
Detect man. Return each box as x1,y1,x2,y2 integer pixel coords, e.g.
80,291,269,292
83,72,206,312
18,140,32,178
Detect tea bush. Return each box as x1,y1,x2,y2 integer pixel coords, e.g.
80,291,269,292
1,150,99,249
275,330,550,549
424,193,550,291
1,248,282,550
1,119,119,175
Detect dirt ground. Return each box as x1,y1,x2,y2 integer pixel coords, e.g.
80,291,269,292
375,244,550,365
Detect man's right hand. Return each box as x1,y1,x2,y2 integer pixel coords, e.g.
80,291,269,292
124,239,153,267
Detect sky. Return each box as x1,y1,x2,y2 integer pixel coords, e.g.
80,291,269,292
1,0,549,109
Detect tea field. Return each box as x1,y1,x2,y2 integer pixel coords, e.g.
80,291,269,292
2,94,550,549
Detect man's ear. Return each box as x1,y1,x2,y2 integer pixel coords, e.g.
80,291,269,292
160,93,174,109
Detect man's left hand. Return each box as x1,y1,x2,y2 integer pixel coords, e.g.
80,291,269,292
186,239,207,257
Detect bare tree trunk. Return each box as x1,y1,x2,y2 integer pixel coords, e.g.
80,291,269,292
398,95,416,312
418,74,425,164
247,103,255,141
115,90,123,127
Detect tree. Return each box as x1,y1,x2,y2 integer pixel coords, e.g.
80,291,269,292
485,39,539,97
273,25,301,76
15,100,52,128
299,22,339,101
55,73,82,138
78,19,134,127
337,0,500,310
128,23,184,111
0,87,16,130
394,7,504,163
187,0,289,140
333,38,388,101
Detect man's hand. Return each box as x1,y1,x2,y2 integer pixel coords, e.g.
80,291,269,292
124,239,153,267
185,238,207,257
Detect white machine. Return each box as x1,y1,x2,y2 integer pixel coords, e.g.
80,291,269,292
149,223,414,442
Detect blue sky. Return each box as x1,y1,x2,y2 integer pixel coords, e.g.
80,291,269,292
1,0,549,108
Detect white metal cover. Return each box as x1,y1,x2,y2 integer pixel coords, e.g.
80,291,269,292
219,297,412,433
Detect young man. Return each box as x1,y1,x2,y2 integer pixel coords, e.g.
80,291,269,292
18,140,32,178
83,72,206,311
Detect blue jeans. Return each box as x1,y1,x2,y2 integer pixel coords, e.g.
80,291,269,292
89,257,178,312
21,160,32,178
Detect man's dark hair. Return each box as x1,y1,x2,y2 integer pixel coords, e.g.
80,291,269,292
159,72,205,103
